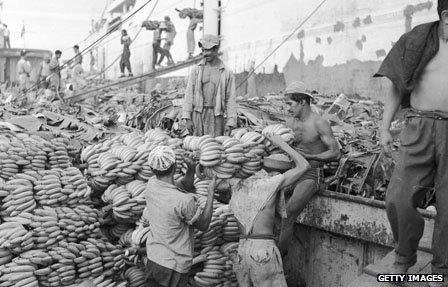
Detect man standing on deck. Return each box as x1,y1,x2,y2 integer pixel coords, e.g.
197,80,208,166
153,22,174,69
143,146,217,287
228,133,309,287
375,0,448,279
119,29,133,78
181,34,237,137
3,24,10,48
17,50,31,93
71,45,84,90
48,50,62,91
278,81,340,256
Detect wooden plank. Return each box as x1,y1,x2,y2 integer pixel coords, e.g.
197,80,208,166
297,191,435,250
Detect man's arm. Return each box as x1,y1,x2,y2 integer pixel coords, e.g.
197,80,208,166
175,158,196,192
380,81,403,153
266,134,310,190
181,68,196,120
193,176,217,231
224,72,237,129
303,119,341,162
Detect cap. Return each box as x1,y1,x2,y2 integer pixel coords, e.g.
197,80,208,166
199,34,220,49
147,145,176,171
284,81,316,103
164,16,171,21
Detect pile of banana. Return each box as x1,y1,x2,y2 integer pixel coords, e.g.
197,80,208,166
123,266,146,287
0,222,34,254
31,208,63,249
0,260,38,287
55,206,102,243
220,242,239,287
119,225,150,248
0,132,76,181
194,246,235,287
83,130,183,192
0,177,37,218
101,180,146,223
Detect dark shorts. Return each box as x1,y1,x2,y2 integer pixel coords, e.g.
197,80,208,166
145,260,188,287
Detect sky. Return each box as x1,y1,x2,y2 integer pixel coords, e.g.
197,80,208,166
0,0,106,56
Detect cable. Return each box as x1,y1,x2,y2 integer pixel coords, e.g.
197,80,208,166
235,0,329,91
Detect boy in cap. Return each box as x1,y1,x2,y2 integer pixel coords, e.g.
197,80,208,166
181,34,237,137
17,50,31,93
143,146,217,287
278,81,340,256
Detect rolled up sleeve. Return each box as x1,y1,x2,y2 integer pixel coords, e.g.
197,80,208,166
181,197,202,226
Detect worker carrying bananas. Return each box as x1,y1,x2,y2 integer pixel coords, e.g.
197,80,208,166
143,146,218,287
177,8,203,59
278,81,340,257
227,133,310,287
181,34,237,137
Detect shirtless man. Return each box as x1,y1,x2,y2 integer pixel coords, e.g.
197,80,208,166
278,81,341,255
229,133,309,287
182,34,237,137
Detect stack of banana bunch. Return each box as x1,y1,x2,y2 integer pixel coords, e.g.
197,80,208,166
102,222,135,241
33,169,92,207
101,180,146,222
220,242,239,287
31,208,63,249
261,124,295,152
54,206,102,243
194,246,229,287
216,206,240,242
119,225,150,250
0,260,38,287
193,178,212,208
144,128,171,143
64,240,104,281
0,132,74,181
0,177,37,218
0,222,34,254
123,266,146,287
83,274,128,287
233,130,266,178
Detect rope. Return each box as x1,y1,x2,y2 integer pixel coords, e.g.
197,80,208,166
235,0,329,91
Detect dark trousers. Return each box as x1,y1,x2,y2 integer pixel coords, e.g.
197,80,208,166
145,260,188,287
4,37,10,48
120,51,132,74
386,109,448,275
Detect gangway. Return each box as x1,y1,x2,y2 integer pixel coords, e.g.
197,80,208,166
66,55,203,102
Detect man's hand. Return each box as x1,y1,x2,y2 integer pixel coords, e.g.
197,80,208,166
265,133,289,150
224,124,234,136
184,157,196,171
182,118,194,133
208,175,217,193
380,129,394,154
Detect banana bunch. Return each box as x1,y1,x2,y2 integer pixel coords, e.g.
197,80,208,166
0,261,38,287
42,246,77,286
0,248,12,265
131,226,150,247
0,222,34,254
174,148,186,173
31,208,62,249
262,124,295,151
55,206,102,243
144,128,171,143
183,135,201,151
199,137,224,167
0,177,37,217
87,275,128,287
60,167,92,205
102,222,135,240
102,180,146,222
101,242,126,272
120,132,146,149
222,138,246,165
220,243,239,287
47,138,72,170
215,206,240,242
124,266,146,287
67,240,102,280
194,246,227,287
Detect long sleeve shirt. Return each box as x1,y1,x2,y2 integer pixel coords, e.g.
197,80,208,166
17,59,31,76
182,60,237,127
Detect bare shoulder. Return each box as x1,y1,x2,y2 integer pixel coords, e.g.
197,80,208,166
313,114,332,134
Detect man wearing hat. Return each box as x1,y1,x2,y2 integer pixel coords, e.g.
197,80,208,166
157,16,177,66
17,50,31,93
181,34,237,137
278,81,340,257
143,146,217,287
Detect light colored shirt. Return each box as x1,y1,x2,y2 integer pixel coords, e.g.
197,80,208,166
144,177,201,273
17,58,31,75
411,37,448,112
229,170,286,235
74,52,83,65
182,60,237,127
40,62,51,78
4,28,9,37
